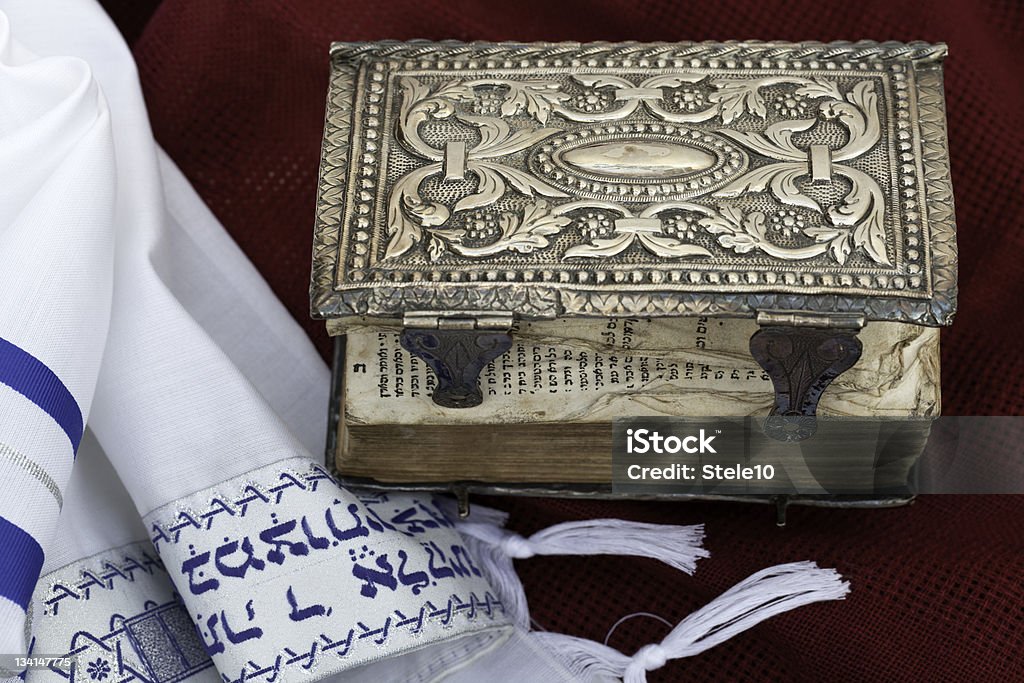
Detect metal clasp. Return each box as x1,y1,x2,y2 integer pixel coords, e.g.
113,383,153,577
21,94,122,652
400,311,514,409
752,310,865,441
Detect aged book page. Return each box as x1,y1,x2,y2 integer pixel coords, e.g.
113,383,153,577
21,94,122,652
336,319,939,484
344,318,940,424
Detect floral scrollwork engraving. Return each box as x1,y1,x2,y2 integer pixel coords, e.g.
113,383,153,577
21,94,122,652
426,200,571,261
711,80,889,265
559,201,713,259
385,78,571,260
382,70,890,267
315,42,956,327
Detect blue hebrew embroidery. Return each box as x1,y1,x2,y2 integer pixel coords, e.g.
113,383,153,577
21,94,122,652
149,464,454,549
219,592,504,683
173,520,480,600
143,459,507,683
196,600,263,657
157,470,476,601
286,586,331,621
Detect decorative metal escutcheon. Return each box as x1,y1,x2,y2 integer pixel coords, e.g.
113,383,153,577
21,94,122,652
400,328,513,408
750,326,864,441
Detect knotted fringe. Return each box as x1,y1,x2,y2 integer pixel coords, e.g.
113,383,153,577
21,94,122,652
454,518,707,630
533,561,851,682
456,518,708,571
443,501,849,682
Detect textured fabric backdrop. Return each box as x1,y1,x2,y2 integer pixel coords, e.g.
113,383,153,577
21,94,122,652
98,1,1023,680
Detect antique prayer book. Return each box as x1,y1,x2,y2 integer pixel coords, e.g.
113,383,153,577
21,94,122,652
309,40,957,500
333,317,940,484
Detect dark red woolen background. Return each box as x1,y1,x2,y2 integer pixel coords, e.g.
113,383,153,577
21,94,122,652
99,1,1024,680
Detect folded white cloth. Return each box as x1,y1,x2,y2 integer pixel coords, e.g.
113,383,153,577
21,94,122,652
1,3,526,680
0,6,114,652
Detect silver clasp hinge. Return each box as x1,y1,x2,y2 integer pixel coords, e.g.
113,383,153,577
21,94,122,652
756,310,865,330
403,311,513,331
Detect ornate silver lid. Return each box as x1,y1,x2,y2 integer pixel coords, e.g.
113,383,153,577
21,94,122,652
311,41,957,327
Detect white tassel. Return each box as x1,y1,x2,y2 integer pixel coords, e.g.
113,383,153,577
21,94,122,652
455,518,707,632
535,561,851,682
455,519,708,573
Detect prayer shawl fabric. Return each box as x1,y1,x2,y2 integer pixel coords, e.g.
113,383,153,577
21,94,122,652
0,2,850,681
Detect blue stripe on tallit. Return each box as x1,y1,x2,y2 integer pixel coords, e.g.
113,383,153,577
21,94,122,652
0,337,83,452
0,515,45,611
